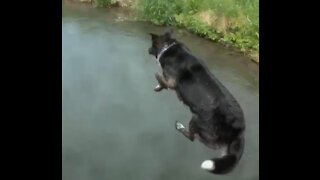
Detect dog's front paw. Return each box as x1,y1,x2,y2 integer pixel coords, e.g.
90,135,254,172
175,121,185,130
155,73,167,89
154,84,163,92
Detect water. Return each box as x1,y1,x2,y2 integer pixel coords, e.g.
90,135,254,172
62,4,259,180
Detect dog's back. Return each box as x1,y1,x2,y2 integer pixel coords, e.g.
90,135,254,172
166,44,245,173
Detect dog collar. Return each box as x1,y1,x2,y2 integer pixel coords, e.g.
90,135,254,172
156,42,177,63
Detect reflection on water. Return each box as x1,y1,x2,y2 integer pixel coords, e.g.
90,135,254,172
62,4,259,180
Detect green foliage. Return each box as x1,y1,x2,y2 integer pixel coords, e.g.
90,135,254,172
94,0,117,7
136,0,259,58
136,0,181,25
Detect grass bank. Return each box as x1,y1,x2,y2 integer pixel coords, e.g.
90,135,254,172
69,0,259,63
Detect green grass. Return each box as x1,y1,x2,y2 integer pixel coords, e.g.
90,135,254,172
134,0,259,62
94,0,118,7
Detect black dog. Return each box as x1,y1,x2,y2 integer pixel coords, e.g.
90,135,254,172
148,28,245,174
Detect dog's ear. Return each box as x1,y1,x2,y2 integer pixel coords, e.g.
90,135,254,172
149,33,159,41
164,27,173,39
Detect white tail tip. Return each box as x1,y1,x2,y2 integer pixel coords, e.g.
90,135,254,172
201,160,215,171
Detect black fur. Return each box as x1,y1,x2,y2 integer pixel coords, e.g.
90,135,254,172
148,28,245,174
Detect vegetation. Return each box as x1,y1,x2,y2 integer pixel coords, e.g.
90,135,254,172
134,0,259,62
94,0,117,7
73,0,259,62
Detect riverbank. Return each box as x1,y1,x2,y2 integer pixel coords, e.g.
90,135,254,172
63,0,259,63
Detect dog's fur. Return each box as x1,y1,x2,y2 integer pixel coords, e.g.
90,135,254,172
148,28,245,174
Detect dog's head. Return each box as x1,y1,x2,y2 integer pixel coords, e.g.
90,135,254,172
148,28,174,58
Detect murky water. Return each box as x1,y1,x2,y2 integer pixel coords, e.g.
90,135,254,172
62,4,259,180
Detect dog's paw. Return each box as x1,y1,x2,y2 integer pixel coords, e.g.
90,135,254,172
154,84,163,92
155,73,167,89
175,121,185,130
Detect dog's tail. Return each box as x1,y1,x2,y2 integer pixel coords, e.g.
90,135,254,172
200,135,245,174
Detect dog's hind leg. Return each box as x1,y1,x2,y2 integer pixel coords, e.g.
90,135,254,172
175,117,198,142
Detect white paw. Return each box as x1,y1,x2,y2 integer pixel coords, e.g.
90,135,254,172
175,122,185,130
201,160,215,171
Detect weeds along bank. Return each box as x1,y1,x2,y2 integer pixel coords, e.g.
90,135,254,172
67,0,259,63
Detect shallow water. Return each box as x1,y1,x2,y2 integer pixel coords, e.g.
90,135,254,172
62,4,259,180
